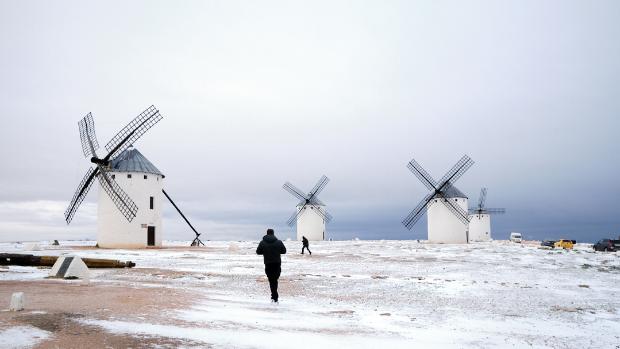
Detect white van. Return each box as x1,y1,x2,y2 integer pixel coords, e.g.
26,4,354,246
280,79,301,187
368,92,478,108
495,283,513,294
510,232,522,243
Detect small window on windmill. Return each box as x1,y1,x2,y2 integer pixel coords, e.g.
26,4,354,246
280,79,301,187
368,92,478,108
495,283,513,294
127,174,132,179
112,174,115,179
455,199,458,202
150,196,154,210
144,175,147,180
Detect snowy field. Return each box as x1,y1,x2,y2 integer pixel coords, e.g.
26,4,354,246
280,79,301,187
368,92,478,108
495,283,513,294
1,239,619,348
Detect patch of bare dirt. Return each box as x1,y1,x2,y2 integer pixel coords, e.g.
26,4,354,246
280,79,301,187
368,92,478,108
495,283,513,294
0,276,203,347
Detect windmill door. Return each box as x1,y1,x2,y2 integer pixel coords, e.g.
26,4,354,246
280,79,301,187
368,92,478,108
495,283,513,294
147,226,156,246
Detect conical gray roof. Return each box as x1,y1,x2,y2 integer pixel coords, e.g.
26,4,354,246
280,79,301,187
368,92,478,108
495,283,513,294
435,185,467,199
109,148,165,178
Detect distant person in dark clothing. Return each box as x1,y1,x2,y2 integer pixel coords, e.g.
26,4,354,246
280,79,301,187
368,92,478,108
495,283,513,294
301,236,311,255
256,228,286,303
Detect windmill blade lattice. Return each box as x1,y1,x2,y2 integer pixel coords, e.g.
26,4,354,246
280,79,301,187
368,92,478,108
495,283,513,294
436,155,474,190
98,171,138,222
313,206,333,223
407,159,437,191
438,196,470,225
78,112,99,158
470,188,506,215
64,166,99,224
309,175,329,198
104,105,163,161
478,187,488,210
323,210,333,223
283,182,308,203
402,192,435,230
286,209,302,227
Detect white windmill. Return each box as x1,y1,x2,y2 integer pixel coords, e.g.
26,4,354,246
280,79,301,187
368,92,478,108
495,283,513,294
283,175,332,241
468,188,505,242
403,155,474,244
65,106,204,248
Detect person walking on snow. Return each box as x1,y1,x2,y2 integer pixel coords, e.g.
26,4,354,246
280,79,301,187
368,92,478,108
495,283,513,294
256,228,287,303
301,236,311,255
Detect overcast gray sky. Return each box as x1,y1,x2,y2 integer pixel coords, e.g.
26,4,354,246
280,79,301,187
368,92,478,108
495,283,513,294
1,0,618,243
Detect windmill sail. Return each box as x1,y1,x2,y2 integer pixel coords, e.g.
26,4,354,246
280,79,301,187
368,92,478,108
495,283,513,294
65,105,163,225
283,175,332,227
402,155,474,231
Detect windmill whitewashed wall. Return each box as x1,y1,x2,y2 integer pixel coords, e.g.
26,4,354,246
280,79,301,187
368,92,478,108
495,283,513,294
467,188,504,242
296,204,325,241
97,148,164,248
468,213,491,241
427,196,469,244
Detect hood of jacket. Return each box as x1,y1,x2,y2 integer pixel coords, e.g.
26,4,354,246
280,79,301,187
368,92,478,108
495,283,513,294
262,234,278,243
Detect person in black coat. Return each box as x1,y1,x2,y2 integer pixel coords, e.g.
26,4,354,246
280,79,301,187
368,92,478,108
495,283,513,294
301,236,311,255
256,228,287,303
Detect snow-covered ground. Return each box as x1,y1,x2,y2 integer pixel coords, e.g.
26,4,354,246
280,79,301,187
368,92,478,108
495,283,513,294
1,239,619,348
0,325,50,349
